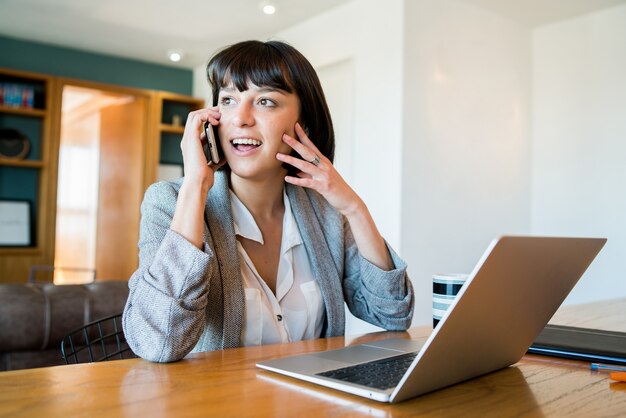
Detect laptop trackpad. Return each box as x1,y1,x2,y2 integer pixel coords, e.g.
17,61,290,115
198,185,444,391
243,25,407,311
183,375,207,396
312,344,405,365
364,338,424,352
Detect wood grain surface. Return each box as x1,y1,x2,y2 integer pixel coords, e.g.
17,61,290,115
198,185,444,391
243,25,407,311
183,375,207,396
1,300,625,417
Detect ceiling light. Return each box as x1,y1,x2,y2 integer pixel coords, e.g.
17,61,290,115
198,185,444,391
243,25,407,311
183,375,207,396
168,50,183,63
263,4,276,15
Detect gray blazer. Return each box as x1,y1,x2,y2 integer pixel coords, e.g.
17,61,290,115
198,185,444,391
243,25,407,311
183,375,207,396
123,170,414,362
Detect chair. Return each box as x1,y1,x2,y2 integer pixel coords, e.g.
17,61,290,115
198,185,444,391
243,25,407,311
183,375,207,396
60,313,137,364
28,265,96,284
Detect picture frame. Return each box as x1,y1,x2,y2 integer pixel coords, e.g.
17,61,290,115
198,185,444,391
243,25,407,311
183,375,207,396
0,200,32,246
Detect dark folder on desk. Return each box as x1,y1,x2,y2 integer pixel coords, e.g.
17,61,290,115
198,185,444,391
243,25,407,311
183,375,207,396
529,324,626,365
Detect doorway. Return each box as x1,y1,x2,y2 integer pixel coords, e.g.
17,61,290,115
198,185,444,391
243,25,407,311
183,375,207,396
54,85,147,284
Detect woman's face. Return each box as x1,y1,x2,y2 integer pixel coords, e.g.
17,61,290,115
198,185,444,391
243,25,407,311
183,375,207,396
217,83,300,181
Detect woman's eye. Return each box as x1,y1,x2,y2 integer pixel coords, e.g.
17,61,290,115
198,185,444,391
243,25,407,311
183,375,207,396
259,98,276,107
219,97,234,105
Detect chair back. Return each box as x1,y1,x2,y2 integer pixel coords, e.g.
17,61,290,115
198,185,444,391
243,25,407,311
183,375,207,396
28,265,96,284
61,313,136,364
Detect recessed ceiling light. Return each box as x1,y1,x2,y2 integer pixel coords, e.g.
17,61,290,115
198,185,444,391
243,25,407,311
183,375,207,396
168,50,183,63
263,4,276,15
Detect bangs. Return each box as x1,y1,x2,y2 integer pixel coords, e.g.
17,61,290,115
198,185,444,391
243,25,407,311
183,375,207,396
208,42,294,95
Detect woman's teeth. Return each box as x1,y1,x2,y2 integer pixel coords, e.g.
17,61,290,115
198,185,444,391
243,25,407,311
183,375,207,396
232,138,262,146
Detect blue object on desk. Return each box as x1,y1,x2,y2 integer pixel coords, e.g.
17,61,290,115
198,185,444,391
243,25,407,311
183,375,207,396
590,363,626,372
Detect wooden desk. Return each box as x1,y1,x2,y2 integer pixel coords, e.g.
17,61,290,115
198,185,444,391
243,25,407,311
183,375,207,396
1,300,625,417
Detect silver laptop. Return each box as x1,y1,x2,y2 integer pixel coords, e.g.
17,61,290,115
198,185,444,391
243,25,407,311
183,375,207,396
257,236,606,403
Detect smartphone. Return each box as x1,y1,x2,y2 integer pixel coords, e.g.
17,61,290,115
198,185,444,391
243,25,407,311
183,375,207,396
203,121,221,164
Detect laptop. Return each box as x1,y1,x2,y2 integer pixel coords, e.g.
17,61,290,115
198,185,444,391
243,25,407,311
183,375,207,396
257,236,606,403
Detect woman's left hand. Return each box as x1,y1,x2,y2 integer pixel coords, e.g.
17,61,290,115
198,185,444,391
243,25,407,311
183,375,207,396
276,123,363,217
279,123,394,271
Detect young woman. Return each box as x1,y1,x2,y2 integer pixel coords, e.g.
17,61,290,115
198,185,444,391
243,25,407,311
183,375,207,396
123,40,414,362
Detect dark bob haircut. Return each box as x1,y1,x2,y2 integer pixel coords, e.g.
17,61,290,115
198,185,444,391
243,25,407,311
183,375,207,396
206,40,335,165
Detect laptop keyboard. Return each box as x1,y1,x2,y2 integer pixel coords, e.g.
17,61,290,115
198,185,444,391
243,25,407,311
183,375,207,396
316,352,418,390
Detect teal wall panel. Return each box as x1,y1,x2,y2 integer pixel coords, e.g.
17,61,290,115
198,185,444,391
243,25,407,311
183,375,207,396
160,133,184,165
0,35,194,236
0,36,192,95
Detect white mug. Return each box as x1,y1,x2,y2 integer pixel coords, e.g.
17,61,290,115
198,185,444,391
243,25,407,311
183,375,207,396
432,273,468,328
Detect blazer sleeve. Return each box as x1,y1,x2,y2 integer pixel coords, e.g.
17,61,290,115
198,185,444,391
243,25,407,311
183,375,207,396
341,217,414,330
122,181,214,362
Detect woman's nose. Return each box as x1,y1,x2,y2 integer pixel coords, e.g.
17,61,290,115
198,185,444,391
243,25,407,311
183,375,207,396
231,102,255,127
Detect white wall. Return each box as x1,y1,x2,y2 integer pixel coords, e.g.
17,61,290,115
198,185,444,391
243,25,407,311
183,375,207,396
191,0,624,332
316,59,355,184
193,0,405,335
194,0,405,250
274,0,405,335
273,0,533,329
402,0,532,325
273,0,405,252
531,5,626,304
192,0,533,332
274,0,533,328
192,66,210,104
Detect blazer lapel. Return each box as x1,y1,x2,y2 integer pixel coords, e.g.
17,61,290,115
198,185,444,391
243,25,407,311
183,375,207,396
204,170,244,348
286,185,344,337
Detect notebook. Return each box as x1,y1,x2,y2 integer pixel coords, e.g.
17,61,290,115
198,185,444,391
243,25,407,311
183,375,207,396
529,324,626,365
257,236,606,403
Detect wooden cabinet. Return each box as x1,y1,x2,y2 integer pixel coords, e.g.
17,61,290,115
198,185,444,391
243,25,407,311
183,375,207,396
0,68,55,282
0,67,204,283
148,91,205,183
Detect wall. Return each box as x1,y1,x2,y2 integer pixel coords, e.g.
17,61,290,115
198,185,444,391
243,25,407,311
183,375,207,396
191,1,624,331
531,5,626,304
192,0,533,331
273,0,405,334
194,0,405,254
267,0,532,329
0,36,192,94
273,0,405,253
402,0,532,325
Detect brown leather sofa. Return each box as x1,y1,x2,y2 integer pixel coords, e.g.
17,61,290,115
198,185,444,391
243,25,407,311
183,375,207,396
0,281,129,371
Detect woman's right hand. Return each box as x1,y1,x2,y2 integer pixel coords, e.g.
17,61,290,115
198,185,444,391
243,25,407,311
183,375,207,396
179,107,224,190
171,107,224,249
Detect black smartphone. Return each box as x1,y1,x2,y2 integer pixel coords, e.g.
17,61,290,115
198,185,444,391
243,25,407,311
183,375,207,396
203,121,221,164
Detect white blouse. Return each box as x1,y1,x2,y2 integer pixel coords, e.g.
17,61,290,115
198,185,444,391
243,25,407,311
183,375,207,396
230,189,325,346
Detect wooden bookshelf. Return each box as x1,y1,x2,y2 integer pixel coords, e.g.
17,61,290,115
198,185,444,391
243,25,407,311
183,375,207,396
0,68,204,283
147,91,205,183
0,67,54,281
